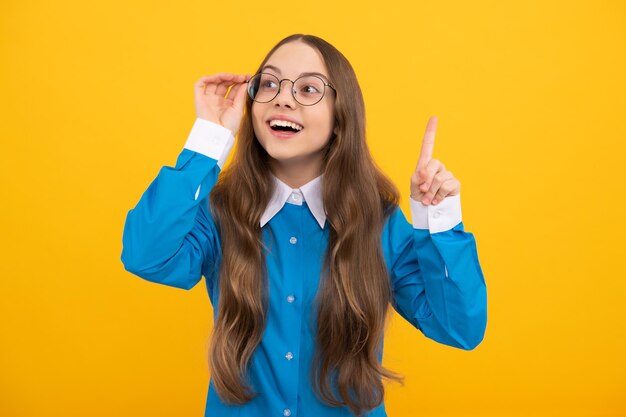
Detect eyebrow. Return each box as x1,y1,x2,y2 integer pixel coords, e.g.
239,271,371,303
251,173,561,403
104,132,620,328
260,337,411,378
261,65,330,82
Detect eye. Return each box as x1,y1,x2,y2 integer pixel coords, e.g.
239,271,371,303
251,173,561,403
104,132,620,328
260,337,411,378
258,74,279,90
262,80,277,89
301,84,321,94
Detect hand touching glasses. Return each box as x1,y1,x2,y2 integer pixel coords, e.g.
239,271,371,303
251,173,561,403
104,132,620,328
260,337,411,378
194,73,251,136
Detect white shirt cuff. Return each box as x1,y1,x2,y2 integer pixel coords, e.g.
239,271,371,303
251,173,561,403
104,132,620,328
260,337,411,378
183,118,235,170
410,193,462,233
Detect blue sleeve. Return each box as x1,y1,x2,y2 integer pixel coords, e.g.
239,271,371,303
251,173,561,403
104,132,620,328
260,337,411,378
120,118,234,292
383,197,487,350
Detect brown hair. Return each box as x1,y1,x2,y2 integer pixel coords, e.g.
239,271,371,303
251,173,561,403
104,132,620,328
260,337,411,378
208,34,404,416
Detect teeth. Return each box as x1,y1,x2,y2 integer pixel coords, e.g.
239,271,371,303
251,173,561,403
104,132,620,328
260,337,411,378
269,119,303,131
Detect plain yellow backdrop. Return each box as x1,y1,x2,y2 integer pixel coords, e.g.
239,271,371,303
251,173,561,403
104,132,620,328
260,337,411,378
1,0,625,416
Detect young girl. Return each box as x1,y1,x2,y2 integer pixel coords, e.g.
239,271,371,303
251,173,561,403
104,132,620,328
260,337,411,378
121,34,487,417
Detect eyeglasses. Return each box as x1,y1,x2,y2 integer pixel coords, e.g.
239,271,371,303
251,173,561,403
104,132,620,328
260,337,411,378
245,72,336,106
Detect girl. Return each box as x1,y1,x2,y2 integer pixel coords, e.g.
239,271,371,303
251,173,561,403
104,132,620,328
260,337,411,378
121,34,487,417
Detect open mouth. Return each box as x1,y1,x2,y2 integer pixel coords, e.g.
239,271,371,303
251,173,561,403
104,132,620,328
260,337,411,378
267,119,304,137
270,124,301,133
269,119,304,132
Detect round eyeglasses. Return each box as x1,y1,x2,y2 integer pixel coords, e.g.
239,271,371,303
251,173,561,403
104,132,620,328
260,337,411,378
245,73,336,106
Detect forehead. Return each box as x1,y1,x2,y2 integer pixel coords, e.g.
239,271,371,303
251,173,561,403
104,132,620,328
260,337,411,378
264,41,329,78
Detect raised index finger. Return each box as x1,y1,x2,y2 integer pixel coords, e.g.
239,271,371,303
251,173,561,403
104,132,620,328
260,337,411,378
416,115,438,170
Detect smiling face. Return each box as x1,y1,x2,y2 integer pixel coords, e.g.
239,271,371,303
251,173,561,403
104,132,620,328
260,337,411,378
251,41,337,186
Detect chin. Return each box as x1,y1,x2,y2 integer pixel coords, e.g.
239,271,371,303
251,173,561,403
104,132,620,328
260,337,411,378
258,134,301,154
266,149,302,163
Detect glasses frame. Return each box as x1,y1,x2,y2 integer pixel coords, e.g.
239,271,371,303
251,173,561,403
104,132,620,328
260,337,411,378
245,72,337,106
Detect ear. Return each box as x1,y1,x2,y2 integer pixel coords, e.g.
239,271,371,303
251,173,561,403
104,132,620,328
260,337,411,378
330,113,340,137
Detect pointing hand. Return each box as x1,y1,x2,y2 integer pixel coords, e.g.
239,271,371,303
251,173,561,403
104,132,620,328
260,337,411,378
410,116,461,205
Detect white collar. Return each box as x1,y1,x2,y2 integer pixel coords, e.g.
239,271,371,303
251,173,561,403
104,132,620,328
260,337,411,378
260,173,326,229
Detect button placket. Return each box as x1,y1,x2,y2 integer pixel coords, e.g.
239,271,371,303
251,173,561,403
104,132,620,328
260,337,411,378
279,205,305,417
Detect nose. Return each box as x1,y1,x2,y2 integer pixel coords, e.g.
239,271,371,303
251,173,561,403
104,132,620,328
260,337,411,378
274,80,297,108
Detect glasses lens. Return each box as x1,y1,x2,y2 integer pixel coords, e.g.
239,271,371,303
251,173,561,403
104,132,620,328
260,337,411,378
293,76,326,105
248,73,279,103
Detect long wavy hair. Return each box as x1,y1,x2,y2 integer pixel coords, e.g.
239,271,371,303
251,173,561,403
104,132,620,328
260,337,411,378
208,34,404,416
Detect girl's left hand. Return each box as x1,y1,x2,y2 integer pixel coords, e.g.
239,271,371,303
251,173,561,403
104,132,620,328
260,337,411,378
410,116,461,205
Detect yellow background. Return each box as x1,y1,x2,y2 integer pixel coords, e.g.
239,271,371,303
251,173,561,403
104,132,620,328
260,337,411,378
1,0,625,416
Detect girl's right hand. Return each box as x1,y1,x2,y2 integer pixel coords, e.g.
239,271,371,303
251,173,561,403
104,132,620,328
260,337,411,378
194,73,251,136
